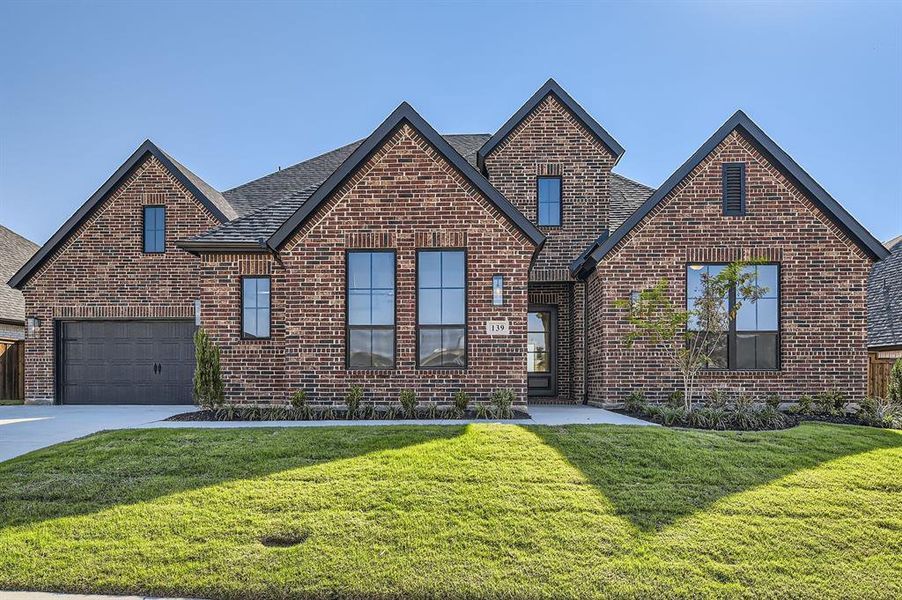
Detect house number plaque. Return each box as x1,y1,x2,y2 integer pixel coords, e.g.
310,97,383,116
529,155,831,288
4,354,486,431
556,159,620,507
485,320,510,335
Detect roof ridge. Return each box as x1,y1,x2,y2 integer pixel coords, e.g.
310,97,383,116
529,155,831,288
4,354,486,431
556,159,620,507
611,172,655,192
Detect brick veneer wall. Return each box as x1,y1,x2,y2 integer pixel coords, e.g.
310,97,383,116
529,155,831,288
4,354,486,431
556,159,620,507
20,155,218,403
202,124,537,407
482,94,616,281
586,130,873,406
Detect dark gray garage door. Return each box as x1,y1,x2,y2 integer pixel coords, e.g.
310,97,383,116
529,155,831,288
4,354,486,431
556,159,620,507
59,320,195,405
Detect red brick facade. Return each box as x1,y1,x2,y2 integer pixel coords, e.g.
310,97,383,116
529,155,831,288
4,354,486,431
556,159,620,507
586,130,872,406
17,86,879,409
20,155,218,403
198,124,536,407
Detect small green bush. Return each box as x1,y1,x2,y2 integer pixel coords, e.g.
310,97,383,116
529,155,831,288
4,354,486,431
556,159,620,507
453,390,470,415
666,390,685,408
889,359,902,402
623,391,647,414
193,328,224,409
795,394,814,415
659,405,687,427
731,393,759,430
764,393,782,410
706,388,729,409
757,405,788,430
858,396,902,429
814,390,846,416
491,388,516,419
345,385,363,419
399,389,417,417
474,404,490,419
289,390,308,410
689,406,727,429
424,402,438,419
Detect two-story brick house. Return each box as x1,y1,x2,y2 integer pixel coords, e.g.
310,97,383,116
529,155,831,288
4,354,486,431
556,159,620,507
9,79,889,408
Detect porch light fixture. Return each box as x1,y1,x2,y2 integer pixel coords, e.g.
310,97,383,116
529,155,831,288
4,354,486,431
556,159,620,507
25,316,41,337
689,264,704,271
492,275,504,306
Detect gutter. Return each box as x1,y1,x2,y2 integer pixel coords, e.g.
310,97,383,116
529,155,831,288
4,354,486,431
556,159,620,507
176,239,271,255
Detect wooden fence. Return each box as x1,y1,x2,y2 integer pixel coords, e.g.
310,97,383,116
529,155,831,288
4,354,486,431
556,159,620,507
0,341,24,400
868,352,898,399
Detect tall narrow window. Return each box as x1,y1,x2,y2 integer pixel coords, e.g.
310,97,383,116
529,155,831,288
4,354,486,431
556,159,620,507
417,250,466,368
347,251,395,369
686,263,779,370
722,163,746,215
143,206,165,253
242,277,271,339
537,177,561,226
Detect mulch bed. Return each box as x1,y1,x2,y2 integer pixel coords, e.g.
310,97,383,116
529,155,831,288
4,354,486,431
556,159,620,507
611,408,863,430
166,407,530,422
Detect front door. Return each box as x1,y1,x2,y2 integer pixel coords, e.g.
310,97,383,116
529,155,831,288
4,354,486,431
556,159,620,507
527,305,557,398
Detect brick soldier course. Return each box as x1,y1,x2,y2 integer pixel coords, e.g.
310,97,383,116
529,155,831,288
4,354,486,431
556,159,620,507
9,79,889,408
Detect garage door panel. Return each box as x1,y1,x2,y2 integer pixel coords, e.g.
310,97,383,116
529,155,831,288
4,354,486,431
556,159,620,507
60,320,195,405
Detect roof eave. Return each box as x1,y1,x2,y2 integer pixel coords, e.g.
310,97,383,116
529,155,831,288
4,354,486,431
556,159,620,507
267,102,545,250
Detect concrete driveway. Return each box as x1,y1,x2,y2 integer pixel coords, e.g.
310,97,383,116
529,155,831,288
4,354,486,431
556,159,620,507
0,405,190,462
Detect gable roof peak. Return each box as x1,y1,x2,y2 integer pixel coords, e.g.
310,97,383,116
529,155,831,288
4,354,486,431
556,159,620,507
266,101,545,250
477,78,625,169
570,108,889,277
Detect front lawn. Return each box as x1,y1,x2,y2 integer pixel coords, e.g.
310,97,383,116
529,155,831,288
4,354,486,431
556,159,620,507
1,423,899,599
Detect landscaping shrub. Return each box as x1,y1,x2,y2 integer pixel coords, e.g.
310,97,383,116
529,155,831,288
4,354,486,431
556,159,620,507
731,393,759,430
453,390,470,416
706,388,729,409
193,328,224,409
666,390,685,408
624,390,647,414
345,385,363,419
423,402,438,419
757,405,788,430
659,405,687,427
764,393,782,409
399,389,417,417
795,394,814,415
814,390,846,416
688,406,727,430
889,358,902,402
474,404,490,419
491,388,516,419
289,390,308,410
858,396,902,429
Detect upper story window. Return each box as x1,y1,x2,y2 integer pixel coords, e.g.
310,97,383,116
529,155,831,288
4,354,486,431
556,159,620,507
347,251,396,369
417,250,466,368
686,263,779,370
143,206,165,253
722,163,746,216
242,277,271,339
537,177,561,226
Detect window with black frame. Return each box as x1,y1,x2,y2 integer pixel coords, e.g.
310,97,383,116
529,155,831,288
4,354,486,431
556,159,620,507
686,263,779,370
143,206,165,253
417,250,466,368
537,177,561,226
347,251,395,369
242,277,271,339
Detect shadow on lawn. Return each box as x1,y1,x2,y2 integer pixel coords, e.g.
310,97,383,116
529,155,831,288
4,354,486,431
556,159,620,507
531,422,902,532
0,425,466,529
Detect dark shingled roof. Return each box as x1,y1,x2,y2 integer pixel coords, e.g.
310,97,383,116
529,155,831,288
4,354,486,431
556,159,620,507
222,134,491,217
868,237,902,349
188,132,649,248
0,225,39,324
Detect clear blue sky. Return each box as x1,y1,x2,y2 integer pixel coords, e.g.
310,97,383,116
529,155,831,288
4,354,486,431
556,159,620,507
1,0,900,245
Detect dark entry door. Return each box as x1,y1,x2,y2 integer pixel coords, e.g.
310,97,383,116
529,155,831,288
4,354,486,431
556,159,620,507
527,305,557,398
59,320,195,405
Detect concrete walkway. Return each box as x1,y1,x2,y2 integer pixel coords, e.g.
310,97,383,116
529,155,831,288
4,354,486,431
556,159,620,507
0,403,650,462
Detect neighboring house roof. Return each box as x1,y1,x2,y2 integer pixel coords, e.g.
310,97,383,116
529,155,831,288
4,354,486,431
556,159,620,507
571,110,891,278
868,236,902,349
8,140,233,289
0,225,39,324
266,102,546,250
476,78,625,170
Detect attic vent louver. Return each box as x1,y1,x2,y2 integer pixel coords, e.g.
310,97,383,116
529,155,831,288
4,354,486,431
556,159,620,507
722,162,746,215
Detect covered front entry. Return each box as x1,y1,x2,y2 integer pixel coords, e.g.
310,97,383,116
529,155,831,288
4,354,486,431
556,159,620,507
58,320,195,405
527,305,557,398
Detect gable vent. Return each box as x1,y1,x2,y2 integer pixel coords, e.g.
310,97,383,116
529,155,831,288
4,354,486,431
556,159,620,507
722,162,746,215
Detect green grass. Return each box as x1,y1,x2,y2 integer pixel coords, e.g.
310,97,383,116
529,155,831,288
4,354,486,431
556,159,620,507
0,423,900,599
0,399,24,405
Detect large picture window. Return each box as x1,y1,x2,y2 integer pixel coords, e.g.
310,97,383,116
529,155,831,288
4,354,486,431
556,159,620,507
686,263,779,370
242,277,271,339
417,250,466,368
347,251,395,369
